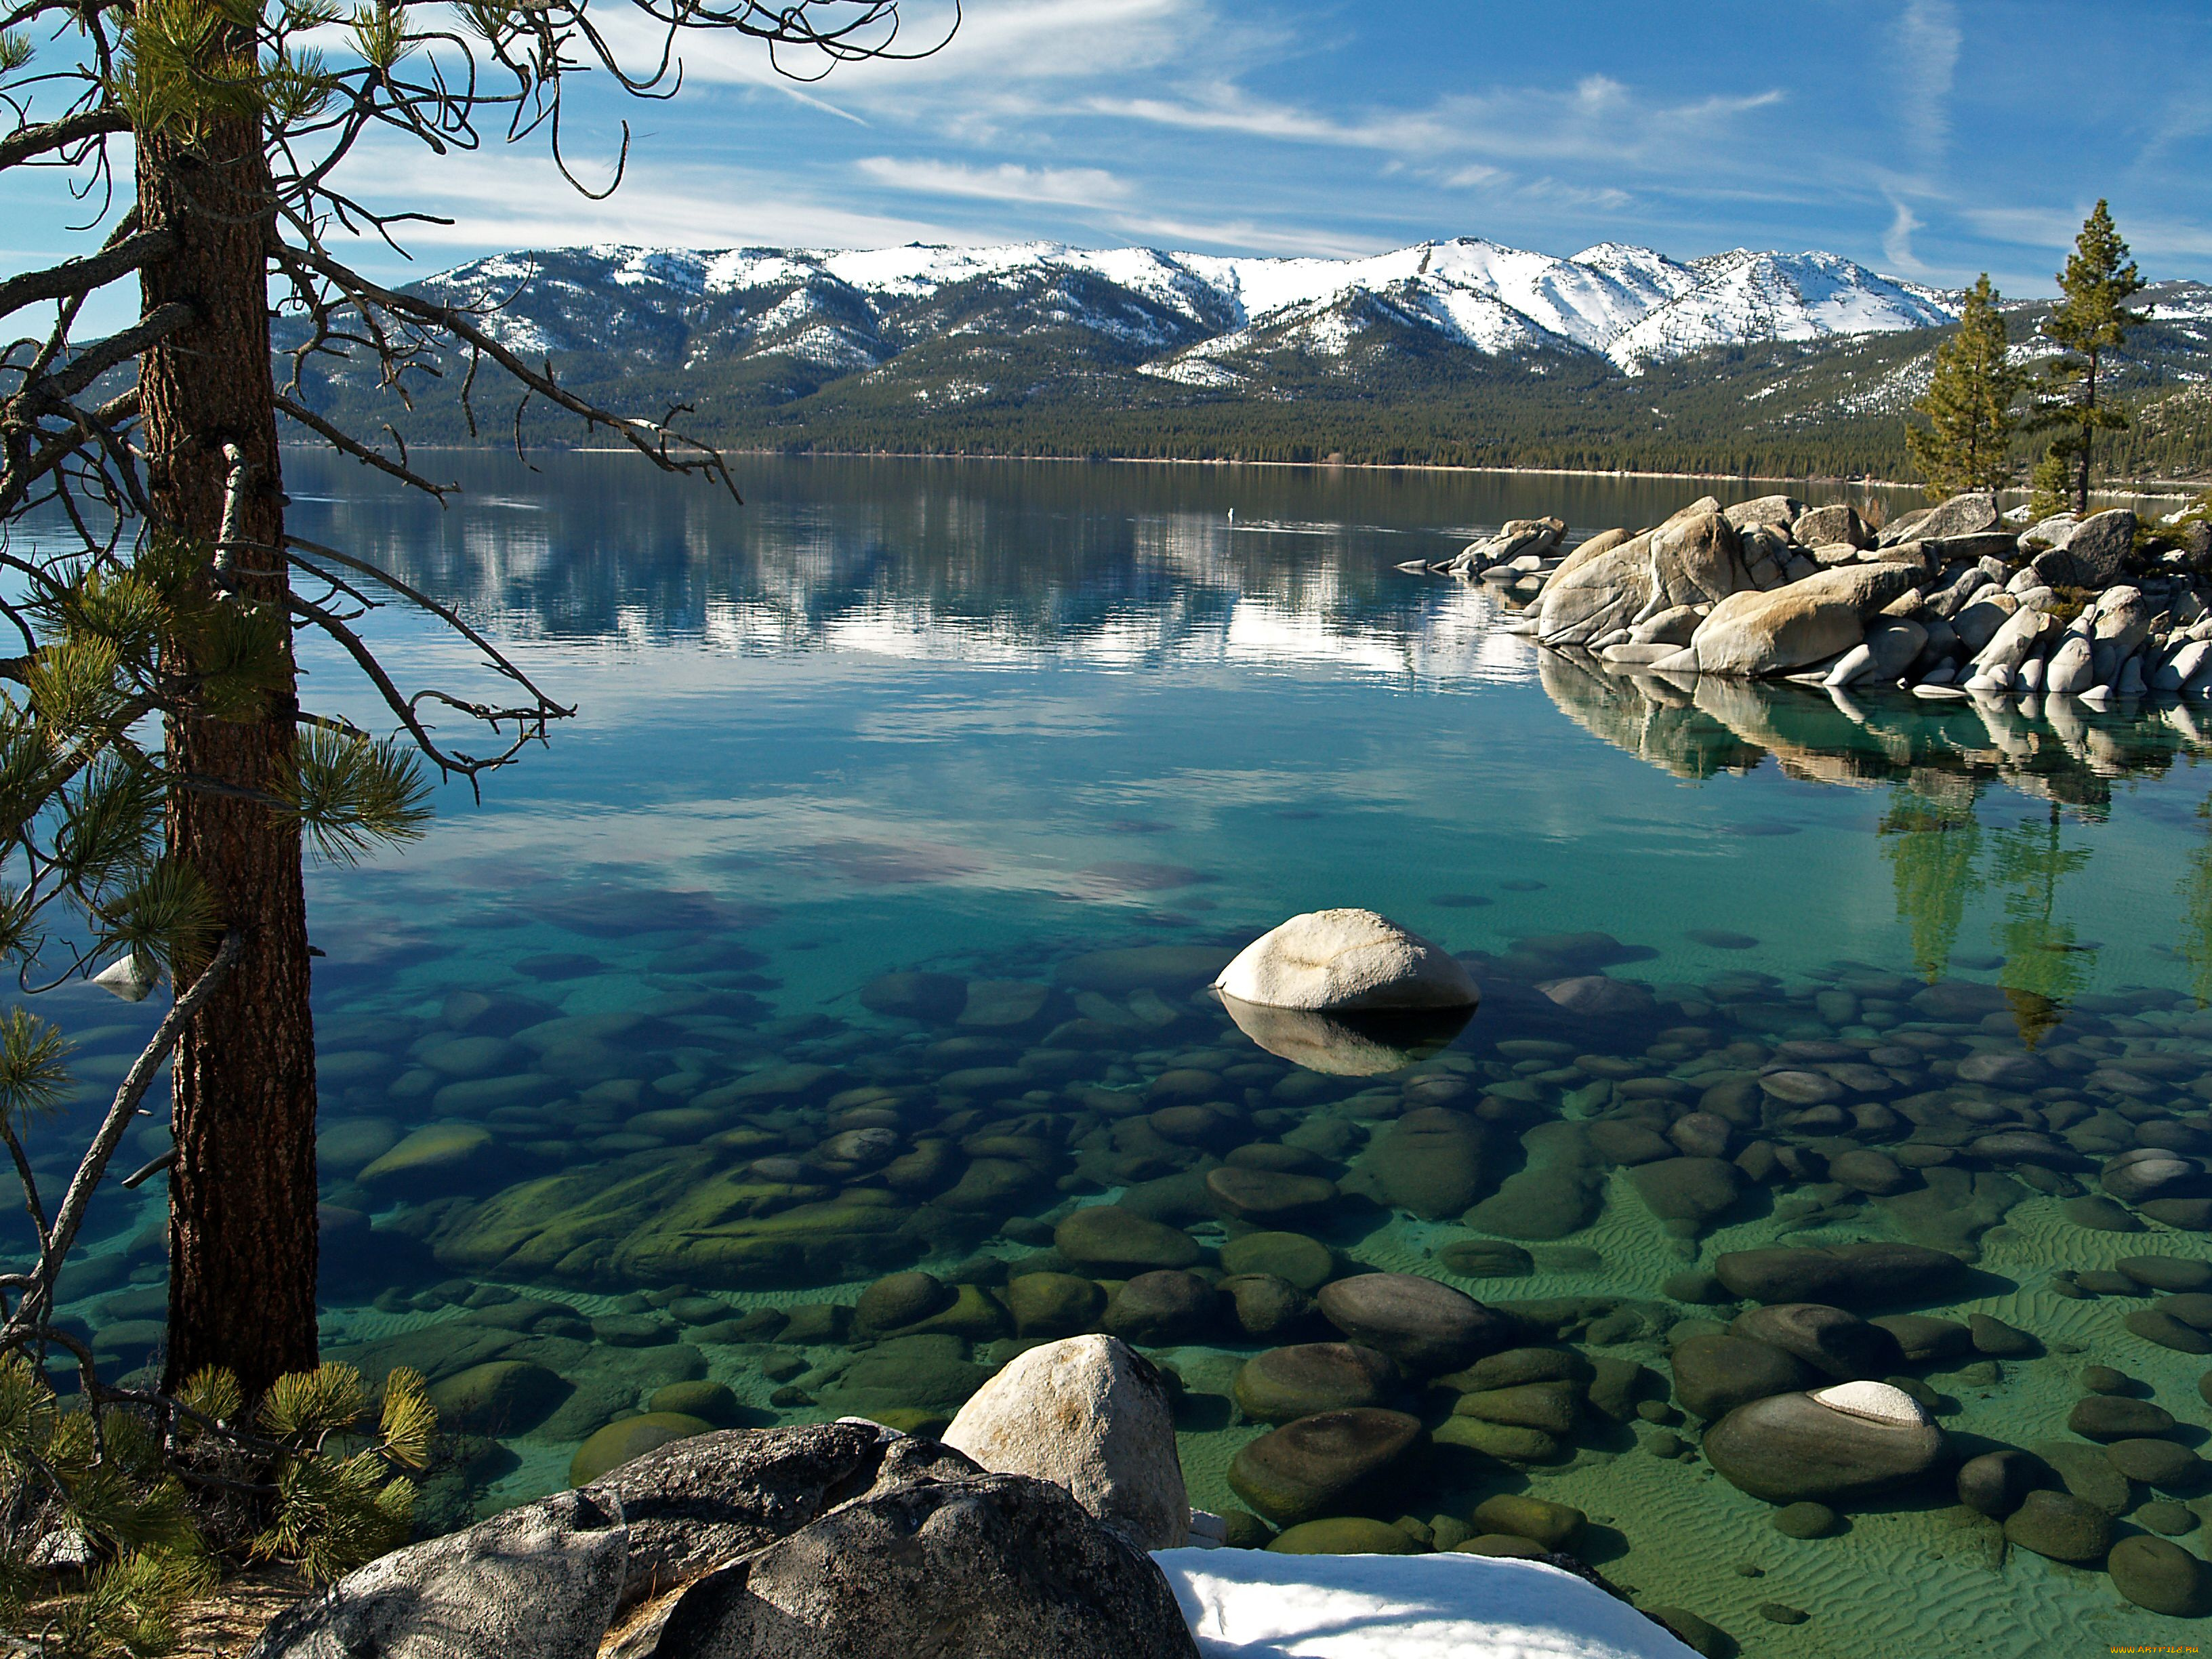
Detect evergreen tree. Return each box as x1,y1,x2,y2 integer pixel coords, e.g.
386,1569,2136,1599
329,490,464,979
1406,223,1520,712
2028,441,2081,522
0,0,939,1401
2034,201,2148,514
1907,275,2021,499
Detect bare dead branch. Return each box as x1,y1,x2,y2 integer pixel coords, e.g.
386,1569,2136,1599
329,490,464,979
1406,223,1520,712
0,227,173,325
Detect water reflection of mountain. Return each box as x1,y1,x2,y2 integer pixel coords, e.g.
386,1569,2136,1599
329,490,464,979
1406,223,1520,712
293,451,1586,682
1537,649,2211,808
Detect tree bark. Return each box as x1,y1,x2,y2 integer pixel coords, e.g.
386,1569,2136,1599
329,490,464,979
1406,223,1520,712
2076,349,2099,517
138,108,319,1399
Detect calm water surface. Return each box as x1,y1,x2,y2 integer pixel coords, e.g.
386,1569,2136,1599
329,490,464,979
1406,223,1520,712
39,455,2212,1657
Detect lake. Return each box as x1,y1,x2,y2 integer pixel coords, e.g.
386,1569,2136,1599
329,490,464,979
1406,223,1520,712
39,452,2212,1657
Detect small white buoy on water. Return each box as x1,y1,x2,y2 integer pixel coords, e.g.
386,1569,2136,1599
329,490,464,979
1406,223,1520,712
1227,508,1235,523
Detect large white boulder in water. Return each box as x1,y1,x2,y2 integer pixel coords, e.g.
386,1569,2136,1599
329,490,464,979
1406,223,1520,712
1214,909,1477,1012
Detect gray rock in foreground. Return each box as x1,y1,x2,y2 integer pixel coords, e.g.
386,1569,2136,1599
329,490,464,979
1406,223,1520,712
248,1490,628,1659
621,1472,1201,1659
585,1419,972,1610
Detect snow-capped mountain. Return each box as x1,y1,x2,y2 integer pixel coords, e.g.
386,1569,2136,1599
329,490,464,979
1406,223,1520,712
415,235,1963,382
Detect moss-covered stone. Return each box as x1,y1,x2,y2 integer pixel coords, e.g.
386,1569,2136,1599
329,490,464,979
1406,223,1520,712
1470,1493,1584,1550
1220,1231,1334,1292
1452,1533,1548,1559
897,1284,1010,1340
1054,1206,1200,1272
359,1124,496,1191
566,1412,714,1486
856,1271,954,1333
613,1187,913,1286
647,1380,745,1427
427,1361,569,1435
1432,1417,1561,1464
1453,1382,1579,1436
1266,1517,1426,1555
317,1118,397,1175
1004,1272,1105,1337
818,1334,989,1419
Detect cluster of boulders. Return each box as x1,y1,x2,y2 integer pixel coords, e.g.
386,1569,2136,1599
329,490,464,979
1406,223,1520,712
1435,489,2212,695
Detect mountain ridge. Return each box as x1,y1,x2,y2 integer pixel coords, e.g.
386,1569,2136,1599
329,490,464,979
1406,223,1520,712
292,237,2212,482
424,234,1964,377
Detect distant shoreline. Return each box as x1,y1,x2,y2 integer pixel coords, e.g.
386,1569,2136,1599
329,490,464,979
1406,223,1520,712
290,442,2209,500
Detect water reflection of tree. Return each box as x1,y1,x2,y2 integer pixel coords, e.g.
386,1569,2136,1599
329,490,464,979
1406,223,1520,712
1878,782,1983,983
2181,794,2212,1007
1879,783,2093,1044
1990,802,2095,1046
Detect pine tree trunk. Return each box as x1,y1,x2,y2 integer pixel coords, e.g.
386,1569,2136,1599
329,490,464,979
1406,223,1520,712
2076,350,2098,516
138,110,320,1399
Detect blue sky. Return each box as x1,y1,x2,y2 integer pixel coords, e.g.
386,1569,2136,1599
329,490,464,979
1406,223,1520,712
9,0,2212,304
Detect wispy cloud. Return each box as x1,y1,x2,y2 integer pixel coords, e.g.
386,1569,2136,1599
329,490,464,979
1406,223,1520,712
1890,0,1963,162
856,157,1131,208
326,144,957,258
1881,197,1926,274
1967,203,2212,262
1084,81,1788,176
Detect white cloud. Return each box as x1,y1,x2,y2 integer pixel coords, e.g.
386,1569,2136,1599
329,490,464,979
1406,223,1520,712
319,142,956,259
1882,197,1926,274
1083,81,1787,178
1891,0,1963,161
856,157,1131,208
1967,203,2212,262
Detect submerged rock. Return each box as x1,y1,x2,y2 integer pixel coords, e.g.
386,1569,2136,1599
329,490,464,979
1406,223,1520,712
1347,1107,1489,1219
1669,1333,1812,1421
1729,1305,1903,1380
1055,1206,1201,1273
1233,1343,1400,1424
569,1413,716,1488
1712,1242,1966,1308
1315,1274,1513,1375
1703,1384,1945,1503
1226,1408,1423,1526
2110,1536,2212,1616
2003,1489,2113,1563
1955,1448,2051,1517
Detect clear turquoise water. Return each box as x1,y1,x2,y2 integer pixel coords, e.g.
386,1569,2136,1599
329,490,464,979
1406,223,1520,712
34,454,2212,1656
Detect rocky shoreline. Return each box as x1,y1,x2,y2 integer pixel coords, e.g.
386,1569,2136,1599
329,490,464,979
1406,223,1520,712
1421,491,2212,697
246,1336,1699,1659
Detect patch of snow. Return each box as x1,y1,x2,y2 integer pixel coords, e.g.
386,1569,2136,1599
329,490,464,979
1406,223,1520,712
1153,1548,1698,1659
1141,359,1245,389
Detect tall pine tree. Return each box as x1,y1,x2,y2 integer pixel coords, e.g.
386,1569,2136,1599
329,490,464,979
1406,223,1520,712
1908,274,2021,498
2034,201,2148,514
